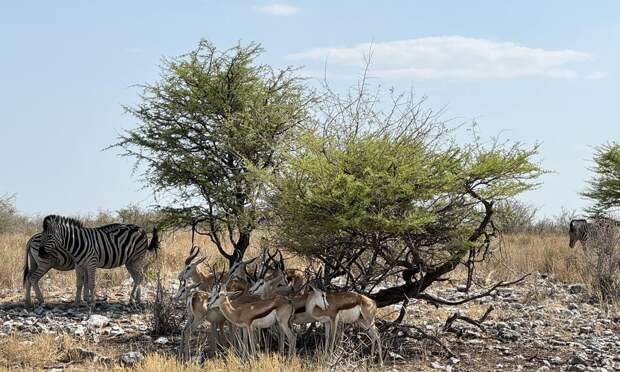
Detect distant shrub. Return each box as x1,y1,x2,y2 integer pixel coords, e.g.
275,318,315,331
0,194,34,234
494,199,538,233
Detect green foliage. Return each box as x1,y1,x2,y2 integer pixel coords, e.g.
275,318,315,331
271,82,543,302
112,40,312,262
583,142,620,215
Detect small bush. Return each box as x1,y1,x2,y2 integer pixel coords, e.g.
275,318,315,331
150,272,183,336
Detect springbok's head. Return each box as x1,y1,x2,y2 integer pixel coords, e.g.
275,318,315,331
178,246,207,281
228,256,258,281
248,269,287,296
173,279,200,302
309,283,329,310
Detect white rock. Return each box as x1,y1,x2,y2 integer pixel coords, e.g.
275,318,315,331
120,351,144,366
154,336,169,345
87,314,110,328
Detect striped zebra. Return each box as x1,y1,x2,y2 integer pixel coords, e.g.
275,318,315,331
569,219,592,248
23,232,90,306
38,215,159,305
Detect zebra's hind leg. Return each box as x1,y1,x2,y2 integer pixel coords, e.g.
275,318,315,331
28,263,52,306
126,262,144,304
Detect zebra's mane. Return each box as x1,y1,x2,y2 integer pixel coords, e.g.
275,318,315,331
43,214,84,230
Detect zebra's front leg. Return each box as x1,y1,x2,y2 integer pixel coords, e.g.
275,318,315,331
83,261,97,308
74,267,87,306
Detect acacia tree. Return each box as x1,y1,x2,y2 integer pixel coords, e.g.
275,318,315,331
113,40,312,266
271,82,543,307
582,142,620,216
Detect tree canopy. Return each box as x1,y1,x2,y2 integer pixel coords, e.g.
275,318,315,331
583,142,620,216
113,40,313,265
270,83,543,306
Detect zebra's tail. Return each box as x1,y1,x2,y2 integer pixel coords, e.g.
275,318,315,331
148,227,160,252
23,241,31,288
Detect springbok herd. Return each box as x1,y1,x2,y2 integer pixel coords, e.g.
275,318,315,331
174,246,383,363
21,215,383,363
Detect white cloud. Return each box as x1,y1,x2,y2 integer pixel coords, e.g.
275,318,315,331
255,3,299,16
586,72,607,80
288,36,597,80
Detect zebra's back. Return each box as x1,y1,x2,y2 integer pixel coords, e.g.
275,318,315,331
89,224,150,268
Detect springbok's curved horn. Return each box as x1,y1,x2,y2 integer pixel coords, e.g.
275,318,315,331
277,250,285,271
184,246,201,265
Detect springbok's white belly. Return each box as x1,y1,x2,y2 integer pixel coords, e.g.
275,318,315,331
337,305,361,324
251,310,277,329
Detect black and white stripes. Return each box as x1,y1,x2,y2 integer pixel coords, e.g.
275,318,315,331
39,215,159,305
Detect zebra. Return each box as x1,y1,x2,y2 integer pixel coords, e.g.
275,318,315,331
569,219,592,248
23,232,90,306
38,215,159,305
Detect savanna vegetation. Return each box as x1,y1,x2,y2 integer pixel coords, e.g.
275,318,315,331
1,40,619,371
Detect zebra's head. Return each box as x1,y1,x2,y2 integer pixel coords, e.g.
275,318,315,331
569,219,590,248
39,215,80,258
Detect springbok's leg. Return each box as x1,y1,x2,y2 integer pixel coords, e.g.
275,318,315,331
248,327,257,357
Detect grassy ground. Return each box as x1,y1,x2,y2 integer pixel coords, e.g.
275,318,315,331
0,229,611,371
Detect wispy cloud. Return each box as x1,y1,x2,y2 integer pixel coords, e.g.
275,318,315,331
255,3,299,16
288,36,598,80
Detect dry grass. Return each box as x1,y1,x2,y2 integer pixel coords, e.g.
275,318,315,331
114,353,318,372
0,230,603,301
0,333,76,369
0,229,279,295
1,229,616,371
479,232,583,284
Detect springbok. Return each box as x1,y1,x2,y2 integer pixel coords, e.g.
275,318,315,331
248,270,291,299
175,282,227,359
305,284,383,364
207,284,296,358
175,269,261,359
259,249,306,292
178,246,245,292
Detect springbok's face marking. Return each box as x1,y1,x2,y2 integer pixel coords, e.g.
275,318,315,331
248,279,265,295
178,256,207,281
228,257,257,279
174,282,199,302
207,291,223,310
310,285,329,310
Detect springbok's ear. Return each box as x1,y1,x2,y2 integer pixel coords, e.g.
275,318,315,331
195,256,207,265
245,256,258,265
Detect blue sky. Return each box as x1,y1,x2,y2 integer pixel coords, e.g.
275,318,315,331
1,1,618,218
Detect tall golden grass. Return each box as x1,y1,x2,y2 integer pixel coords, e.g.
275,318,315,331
0,230,585,296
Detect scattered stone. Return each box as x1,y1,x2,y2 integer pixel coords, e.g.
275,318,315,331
119,351,144,366
569,284,586,294
567,364,586,372
87,314,110,328
154,336,169,345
